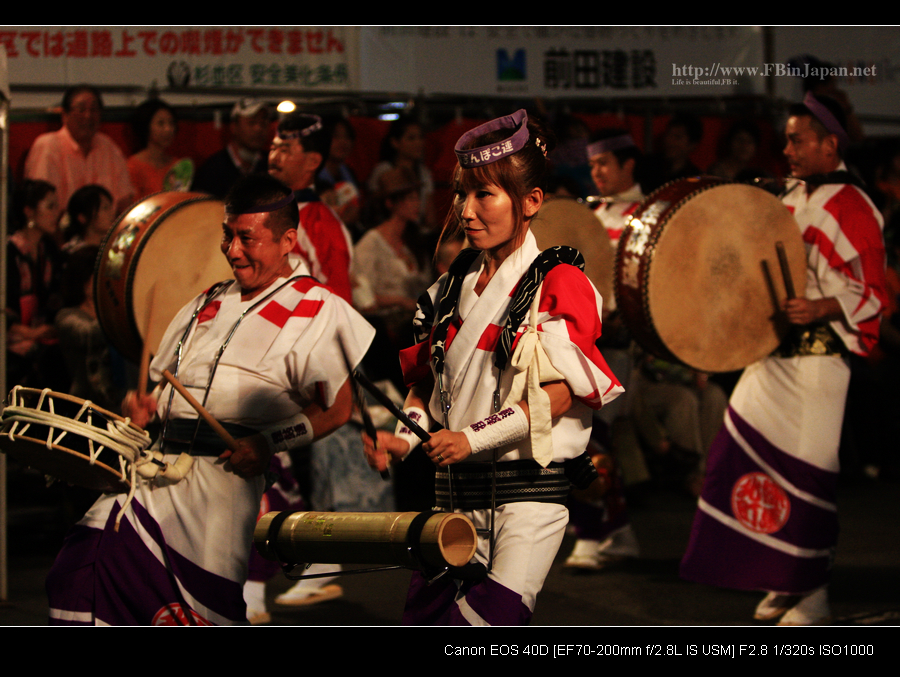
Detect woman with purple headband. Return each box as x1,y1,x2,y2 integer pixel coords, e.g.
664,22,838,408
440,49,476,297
363,110,623,625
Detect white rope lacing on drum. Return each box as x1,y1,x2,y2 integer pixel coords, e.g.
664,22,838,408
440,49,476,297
2,387,192,529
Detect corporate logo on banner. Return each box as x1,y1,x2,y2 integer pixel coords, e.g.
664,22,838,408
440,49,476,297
497,48,526,92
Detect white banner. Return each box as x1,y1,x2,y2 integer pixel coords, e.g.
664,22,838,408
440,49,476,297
360,26,765,97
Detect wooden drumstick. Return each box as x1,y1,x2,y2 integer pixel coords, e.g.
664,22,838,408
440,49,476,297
161,369,238,452
775,241,796,300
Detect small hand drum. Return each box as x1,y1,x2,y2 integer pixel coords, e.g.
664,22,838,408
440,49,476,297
0,387,151,493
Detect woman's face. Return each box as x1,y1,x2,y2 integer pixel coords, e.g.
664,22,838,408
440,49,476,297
28,191,61,235
90,196,115,235
455,183,522,257
149,108,176,149
392,124,424,161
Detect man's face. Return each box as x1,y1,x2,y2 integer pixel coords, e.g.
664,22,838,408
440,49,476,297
232,111,270,153
783,115,839,179
63,90,101,147
590,151,635,197
268,135,320,190
221,212,295,297
269,135,322,190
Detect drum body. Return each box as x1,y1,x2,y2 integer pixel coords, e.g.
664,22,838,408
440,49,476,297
529,197,614,302
0,388,144,492
615,177,806,373
95,192,232,363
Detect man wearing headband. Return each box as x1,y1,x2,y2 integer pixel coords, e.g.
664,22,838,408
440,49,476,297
268,112,354,304
46,174,374,625
681,93,887,625
587,129,644,249
562,129,643,573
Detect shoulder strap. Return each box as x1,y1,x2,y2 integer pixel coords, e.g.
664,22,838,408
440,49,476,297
429,247,480,375
494,246,584,373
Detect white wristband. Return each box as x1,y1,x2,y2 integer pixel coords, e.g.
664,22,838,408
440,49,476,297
461,403,529,455
394,406,430,460
262,412,314,452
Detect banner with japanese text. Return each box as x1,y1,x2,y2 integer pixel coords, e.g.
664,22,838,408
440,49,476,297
1,26,358,94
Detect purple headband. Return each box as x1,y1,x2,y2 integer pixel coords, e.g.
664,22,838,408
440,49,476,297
586,133,636,159
803,92,850,153
455,109,544,168
225,193,295,215
277,114,323,141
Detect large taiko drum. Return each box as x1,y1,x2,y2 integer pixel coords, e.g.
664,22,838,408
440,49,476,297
529,197,615,303
94,192,233,363
615,177,806,373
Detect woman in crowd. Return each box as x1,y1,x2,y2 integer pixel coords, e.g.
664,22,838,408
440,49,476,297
127,98,192,200
354,166,431,341
7,179,64,388
363,110,623,625
63,184,116,250
368,116,436,232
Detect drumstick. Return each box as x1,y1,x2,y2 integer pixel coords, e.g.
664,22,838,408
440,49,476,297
353,369,431,443
161,369,238,452
775,241,796,300
335,337,390,479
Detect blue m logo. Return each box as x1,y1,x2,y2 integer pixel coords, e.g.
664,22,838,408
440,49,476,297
497,49,526,81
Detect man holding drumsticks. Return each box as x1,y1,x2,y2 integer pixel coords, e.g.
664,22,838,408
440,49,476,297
680,93,887,625
46,174,374,625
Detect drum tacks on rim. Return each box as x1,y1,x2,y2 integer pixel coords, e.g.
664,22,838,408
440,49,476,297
615,177,806,373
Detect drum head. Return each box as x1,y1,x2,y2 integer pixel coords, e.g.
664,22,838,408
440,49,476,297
530,197,614,302
96,193,232,362
131,199,232,356
646,183,805,372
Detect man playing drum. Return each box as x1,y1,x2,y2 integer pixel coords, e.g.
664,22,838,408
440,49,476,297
45,175,374,625
563,131,644,572
680,93,887,625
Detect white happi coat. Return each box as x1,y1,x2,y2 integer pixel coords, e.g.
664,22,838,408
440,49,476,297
72,273,373,624
400,230,622,622
680,166,886,594
405,230,623,464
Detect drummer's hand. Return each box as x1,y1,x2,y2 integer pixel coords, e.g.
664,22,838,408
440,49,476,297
362,430,409,472
784,297,842,325
220,433,272,478
122,390,157,428
423,430,471,467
